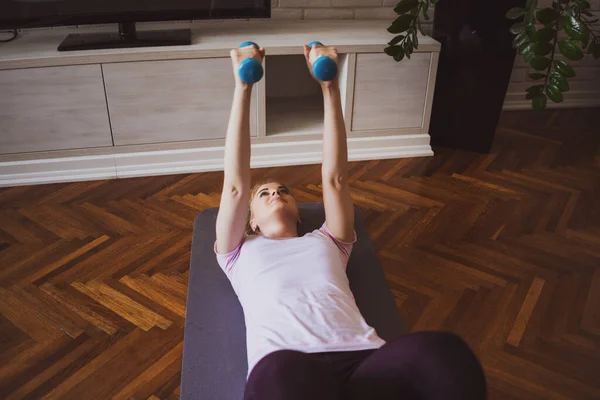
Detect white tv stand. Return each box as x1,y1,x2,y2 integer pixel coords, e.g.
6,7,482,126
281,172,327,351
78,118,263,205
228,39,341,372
0,20,440,187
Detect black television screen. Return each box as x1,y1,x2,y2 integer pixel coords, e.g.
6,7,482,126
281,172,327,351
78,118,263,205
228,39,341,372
0,0,271,30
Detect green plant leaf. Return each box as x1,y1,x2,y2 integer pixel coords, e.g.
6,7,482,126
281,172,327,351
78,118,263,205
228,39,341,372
403,37,412,59
546,84,564,102
529,73,546,80
526,84,545,96
388,35,405,46
559,15,568,30
554,60,576,77
565,15,589,44
413,31,419,48
510,22,526,34
513,32,529,49
558,40,584,61
393,47,405,61
519,42,533,55
506,7,527,20
394,0,419,14
526,7,536,24
532,41,554,56
387,14,414,33
536,8,559,24
550,72,569,91
528,55,550,70
573,0,591,11
533,27,555,42
422,0,429,20
431,0,439,4
384,45,403,56
532,94,548,110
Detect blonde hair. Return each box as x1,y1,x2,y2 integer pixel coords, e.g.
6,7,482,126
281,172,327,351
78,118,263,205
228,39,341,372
246,178,294,236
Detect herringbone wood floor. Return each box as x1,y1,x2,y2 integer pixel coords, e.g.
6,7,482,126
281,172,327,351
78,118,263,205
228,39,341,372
1,108,599,400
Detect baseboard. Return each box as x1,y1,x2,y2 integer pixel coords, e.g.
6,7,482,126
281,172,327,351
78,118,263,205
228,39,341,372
115,134,433,178
0,155,117,187
0,134,433,187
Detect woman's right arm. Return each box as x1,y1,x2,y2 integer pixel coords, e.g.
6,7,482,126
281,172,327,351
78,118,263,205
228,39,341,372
216,46,264,255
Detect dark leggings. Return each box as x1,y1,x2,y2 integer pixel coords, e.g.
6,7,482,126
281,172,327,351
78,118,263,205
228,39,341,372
244,332,487,400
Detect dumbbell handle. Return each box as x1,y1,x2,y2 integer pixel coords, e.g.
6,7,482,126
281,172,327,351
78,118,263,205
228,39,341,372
238,41,264,84
307,41,338,82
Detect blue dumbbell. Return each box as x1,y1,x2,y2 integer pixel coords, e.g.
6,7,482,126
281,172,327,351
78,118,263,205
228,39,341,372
307,41,338,82
238,41,264,84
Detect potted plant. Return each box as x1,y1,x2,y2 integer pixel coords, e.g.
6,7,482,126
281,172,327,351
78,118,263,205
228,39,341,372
384,0,600,152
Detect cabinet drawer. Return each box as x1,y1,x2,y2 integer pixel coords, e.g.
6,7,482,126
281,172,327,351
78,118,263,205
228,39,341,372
0,65,112,154
352,53,431,131
103,58,258,146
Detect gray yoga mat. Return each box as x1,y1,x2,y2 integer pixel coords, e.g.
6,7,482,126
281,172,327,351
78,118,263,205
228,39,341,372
181,202,405,400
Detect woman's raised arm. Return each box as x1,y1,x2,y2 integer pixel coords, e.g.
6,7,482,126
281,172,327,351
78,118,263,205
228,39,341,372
304,44,355,243
216,45,265,254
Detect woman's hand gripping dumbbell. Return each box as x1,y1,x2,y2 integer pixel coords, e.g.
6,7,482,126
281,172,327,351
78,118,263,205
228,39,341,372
230,41,265,86
303,41,339,87
231,41,336,86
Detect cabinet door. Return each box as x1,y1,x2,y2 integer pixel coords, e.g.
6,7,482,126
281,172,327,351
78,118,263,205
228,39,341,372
352,53,431,131
103,58,258,146
0,65,112,154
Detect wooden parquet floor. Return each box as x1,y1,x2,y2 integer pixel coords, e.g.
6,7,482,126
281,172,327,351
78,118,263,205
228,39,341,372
1,108,600,400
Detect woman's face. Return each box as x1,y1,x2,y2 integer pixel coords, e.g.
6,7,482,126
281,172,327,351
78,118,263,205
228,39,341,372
250,182,299,232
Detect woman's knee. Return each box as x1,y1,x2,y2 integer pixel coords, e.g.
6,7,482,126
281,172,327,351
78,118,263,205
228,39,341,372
381,332,486,380
398,331,476,358
401,332,486,398
358,332,486,399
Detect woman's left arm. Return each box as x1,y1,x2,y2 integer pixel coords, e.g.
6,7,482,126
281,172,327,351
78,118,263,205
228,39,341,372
305,45,355,243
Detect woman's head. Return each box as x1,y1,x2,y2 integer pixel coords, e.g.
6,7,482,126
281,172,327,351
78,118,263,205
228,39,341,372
246,178,300,236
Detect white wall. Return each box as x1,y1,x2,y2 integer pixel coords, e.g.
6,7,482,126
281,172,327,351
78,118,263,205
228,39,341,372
271,0,415,21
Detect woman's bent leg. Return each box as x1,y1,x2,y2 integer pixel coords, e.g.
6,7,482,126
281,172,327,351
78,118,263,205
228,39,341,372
344,332,487,400
244,350,341,400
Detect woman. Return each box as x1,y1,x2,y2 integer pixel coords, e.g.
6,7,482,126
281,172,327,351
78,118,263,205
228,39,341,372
215,44,487,400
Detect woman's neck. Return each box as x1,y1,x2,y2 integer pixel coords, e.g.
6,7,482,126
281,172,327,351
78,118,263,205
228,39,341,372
259,220,299,239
